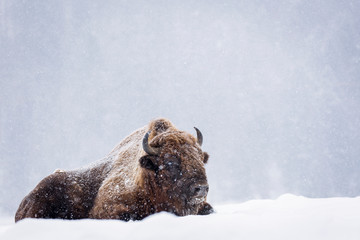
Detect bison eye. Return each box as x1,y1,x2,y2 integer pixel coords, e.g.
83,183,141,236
163,161,179,171
166,162,176,167
164,154,180,166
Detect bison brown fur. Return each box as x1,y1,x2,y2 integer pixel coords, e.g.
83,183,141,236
15,118,213,222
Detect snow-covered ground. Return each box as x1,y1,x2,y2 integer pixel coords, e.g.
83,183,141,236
1,194,360,240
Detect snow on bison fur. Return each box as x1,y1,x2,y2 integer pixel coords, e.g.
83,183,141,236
15,118,213,222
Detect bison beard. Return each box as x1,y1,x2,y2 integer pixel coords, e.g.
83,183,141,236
15,118,213,222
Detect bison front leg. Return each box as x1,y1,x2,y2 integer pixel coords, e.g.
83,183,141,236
197,202,214,215
91,204,146,221
90,196,148,221
89,202,129,221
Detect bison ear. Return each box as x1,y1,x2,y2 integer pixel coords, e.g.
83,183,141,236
203,152,209,164
139,155,158,171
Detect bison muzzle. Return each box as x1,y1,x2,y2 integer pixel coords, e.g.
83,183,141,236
15,118,213,222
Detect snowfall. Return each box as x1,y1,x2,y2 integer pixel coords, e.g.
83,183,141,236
0,194,359,240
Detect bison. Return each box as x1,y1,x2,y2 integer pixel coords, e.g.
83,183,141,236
15,118,213,222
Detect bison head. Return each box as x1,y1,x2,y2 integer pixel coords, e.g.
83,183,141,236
139,127,210,216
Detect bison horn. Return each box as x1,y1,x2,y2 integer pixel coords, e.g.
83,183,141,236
142,131,160,155
194,127,203,146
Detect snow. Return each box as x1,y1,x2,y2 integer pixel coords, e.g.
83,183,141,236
1,194,360,240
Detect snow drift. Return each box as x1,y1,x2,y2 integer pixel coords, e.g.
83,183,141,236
1,194,360,240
